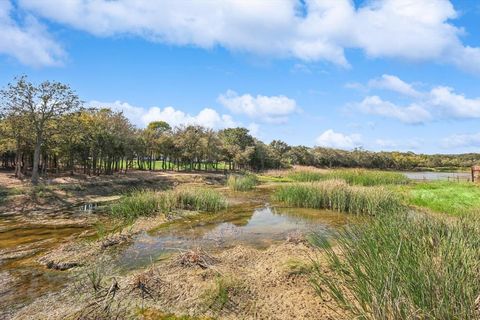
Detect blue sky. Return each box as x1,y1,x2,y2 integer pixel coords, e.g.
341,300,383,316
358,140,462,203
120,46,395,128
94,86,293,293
1,0,480,154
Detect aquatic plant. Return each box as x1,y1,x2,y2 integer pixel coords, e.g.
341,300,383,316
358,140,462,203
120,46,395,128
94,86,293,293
227,174,258,191
310,212,480,319
274,180,404,215
288,169,409,186
110,188,227,220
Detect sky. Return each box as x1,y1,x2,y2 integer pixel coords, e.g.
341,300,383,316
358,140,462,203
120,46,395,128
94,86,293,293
1,0,480,154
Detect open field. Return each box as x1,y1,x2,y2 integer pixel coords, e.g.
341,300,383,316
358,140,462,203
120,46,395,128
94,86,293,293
1,167,479,319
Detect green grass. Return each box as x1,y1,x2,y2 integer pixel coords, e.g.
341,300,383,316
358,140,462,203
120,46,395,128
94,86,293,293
287,171,325,182
227,174,258,191
310,212,480,319
274,180,404,215
405,181,480,216
110,188,227,221
286,169,409,186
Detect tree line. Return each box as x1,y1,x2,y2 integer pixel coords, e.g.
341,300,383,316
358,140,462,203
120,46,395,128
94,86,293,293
1,76,479,184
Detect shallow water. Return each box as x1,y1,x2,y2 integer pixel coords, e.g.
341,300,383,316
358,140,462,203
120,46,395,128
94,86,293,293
0,204,99,314
402,171,470,181
0,190,351,316
117,204,349,271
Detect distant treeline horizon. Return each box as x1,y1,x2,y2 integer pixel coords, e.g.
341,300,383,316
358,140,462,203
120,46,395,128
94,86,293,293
1,76,479,184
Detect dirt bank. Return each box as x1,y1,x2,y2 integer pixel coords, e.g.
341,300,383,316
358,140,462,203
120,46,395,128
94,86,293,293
12,241,341,320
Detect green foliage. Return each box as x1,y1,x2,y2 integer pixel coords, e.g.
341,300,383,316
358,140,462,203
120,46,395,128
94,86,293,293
227,174,258,191
405,181,480,216
287,170,324,182
287,169,409,185
203,276,241,311
110,188,227,221
274,180,404,215
311,212,480,319
322,169,409,186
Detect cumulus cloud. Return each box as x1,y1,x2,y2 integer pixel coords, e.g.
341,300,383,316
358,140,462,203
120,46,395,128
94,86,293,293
12,0,480,72
429,86,480,118
442,132,480,149
88,100,237,129
217,90,298,123
351,75,480,123
0,1,64,66
368,74,421,97
357,96,431,124
315,129,362,150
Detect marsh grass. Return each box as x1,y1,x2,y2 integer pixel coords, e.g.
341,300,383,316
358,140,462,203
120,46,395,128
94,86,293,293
405,181,480,216
227,174,258,191
288,169,409,186
110,188,227,221
310,212,480,319
274,180,404,215
203,276,242,311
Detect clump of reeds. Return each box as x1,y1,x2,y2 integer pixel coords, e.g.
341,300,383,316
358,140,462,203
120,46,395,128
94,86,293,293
322,169,409,186
310,212,480,319
274,180,404,215
227,174,258,191
288,168,409,185
110,188,227,221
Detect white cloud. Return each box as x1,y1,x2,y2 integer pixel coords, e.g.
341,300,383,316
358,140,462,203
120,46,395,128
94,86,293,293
352,75,480,123
217,90,298,123
357,96,431,124
14,0,480,72
88,100,237,129
429,86,480,118
0,1,64,66
315,129,362,150
442,133,480,149
374,138,423,151
368,74,421,97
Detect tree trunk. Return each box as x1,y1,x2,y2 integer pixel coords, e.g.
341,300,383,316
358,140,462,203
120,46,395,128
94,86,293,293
31,139,42,185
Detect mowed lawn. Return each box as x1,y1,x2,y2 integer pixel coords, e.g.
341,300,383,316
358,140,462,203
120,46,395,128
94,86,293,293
405,181,480,216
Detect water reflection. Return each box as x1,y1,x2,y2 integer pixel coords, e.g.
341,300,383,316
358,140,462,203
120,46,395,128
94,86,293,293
117,205,349,270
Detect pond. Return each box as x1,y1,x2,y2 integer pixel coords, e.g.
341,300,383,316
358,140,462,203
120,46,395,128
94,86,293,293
0,192,351,317
116,204,349,271
402,171,471,181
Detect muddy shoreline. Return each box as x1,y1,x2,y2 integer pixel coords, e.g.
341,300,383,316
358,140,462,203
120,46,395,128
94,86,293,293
0,170,347,319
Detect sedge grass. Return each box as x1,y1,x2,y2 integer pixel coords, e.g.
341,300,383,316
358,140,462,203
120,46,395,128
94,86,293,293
227,174,258,191
110,188,227,221
287,169,409,186
310,212,480,319
274,180,404,215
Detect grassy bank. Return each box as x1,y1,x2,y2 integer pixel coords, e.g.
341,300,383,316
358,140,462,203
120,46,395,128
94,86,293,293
405,181,480,216
110,188,227,221
227,174,258,191
274,180,404,215
311,212,480,319
288,169,409,186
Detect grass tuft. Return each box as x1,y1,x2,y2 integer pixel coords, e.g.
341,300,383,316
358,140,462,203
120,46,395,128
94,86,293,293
274,180,404,215
310,212,480,319
227,174,258,191
110,188,227,221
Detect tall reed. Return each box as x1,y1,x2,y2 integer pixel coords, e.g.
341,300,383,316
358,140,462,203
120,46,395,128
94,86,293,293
110,188,227,221
274,180,404,215
287,169,408,186
227,174,258,191
310,212,480,319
